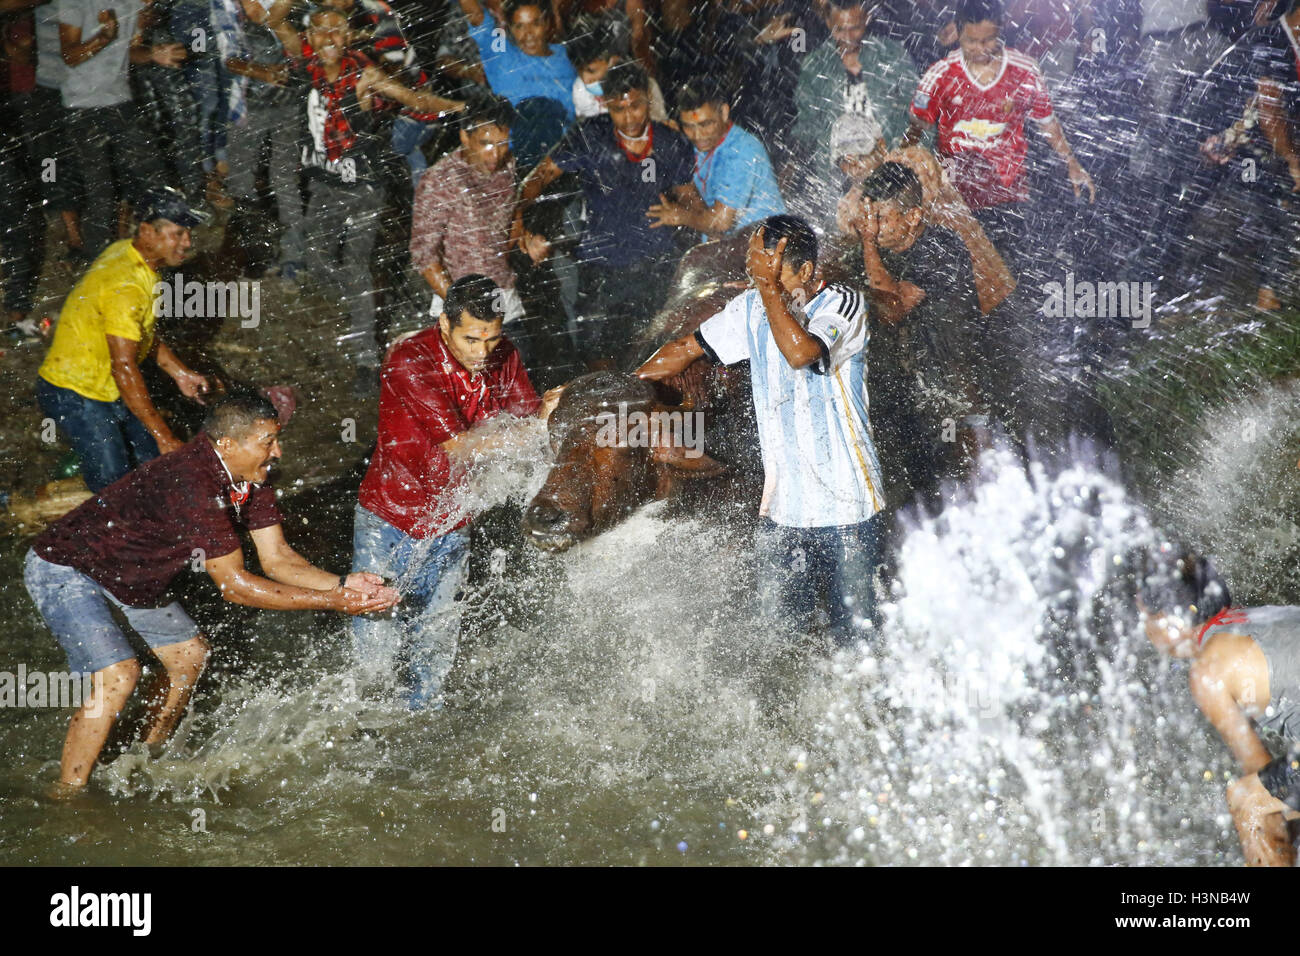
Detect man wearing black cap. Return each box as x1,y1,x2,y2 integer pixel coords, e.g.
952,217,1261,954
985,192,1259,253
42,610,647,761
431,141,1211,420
37,188,213,491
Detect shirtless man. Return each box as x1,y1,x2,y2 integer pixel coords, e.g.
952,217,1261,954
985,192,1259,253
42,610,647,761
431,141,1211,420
1140,550,1300,866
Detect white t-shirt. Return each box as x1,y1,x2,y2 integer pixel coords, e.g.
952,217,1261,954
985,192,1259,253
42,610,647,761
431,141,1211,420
697,283,886,528
55,0,142,108
1140,0,1206,36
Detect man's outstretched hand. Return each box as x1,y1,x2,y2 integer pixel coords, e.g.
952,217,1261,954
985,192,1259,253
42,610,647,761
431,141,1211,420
336,573,401,615
537,385,565,421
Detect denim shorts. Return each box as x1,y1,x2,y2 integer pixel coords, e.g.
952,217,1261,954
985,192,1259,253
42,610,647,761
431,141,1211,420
23,550,200,674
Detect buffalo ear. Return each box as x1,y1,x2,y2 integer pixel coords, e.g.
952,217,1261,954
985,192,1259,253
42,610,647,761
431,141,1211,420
650,441,727,478
646,403,725,477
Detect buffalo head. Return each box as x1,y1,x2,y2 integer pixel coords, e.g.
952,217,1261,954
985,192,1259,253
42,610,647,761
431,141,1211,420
523,371,726,552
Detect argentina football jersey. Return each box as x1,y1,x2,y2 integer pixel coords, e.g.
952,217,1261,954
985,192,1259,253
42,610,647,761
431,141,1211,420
697,283,885,528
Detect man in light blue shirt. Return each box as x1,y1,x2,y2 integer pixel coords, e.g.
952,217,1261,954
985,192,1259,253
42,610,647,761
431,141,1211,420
639,215,886,645
647,80,786,242
458,0,576,120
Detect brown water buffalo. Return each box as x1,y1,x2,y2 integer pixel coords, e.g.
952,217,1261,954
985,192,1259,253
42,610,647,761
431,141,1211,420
522,236,760,551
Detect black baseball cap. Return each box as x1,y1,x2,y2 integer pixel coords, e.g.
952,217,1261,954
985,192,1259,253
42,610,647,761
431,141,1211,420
137,187,209,229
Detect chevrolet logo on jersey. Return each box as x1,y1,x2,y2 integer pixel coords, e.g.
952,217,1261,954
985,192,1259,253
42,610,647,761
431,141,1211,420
952,117,1007,144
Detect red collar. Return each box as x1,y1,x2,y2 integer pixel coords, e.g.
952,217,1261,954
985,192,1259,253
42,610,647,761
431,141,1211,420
693,123,733,184
615,124,654,162
1195,606,1249,648
700,123,733,158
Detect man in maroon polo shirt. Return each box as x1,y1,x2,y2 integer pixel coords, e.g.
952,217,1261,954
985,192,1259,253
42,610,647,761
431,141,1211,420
352,274,560,708
23,393,400,790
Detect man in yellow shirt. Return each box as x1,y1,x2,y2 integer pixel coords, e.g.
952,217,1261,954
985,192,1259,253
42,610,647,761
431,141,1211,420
37,188,211,491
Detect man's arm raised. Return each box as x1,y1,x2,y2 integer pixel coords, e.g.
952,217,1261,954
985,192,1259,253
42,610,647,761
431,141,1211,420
638,331,703,381
60,13,115,67
359,66,466,116
438,386,565,460
748,229,823,370
513,156,564,244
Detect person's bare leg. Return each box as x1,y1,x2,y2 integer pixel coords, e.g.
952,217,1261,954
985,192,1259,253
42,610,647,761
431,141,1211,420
60,658,141,787
141,636,210,747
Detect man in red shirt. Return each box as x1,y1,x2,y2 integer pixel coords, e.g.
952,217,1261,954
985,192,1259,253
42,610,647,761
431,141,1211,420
903,0,1094,264
23,393,400,790
352,274,561,708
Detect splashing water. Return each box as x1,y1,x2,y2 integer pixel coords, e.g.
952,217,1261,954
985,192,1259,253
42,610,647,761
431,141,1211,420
765,448,1241,865
9,442,1243,866
1155,379,1300,602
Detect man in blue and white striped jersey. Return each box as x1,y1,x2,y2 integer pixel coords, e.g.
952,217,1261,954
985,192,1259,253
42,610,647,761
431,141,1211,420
639,214,886,645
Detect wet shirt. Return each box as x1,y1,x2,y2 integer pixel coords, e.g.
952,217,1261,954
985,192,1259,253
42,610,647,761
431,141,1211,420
697,283,886,528
691,123,786,238
358,327,540,538
291,53,381,187
912,48,1055,209
552,114,694,268
877,226,981,375
1199,605,1300,740
1140,0,1205,35
54,0,142,108
35,1,67,89
39,239,159,403
320,0,438,121
238,8,294,110
1183,18,1300,168
467,14,576,119
33,437,282,608
793,33,920,167
410,148,517,291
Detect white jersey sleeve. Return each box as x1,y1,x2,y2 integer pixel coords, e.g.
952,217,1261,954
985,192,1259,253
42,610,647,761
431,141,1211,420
805,283,869,375
696,291,753,366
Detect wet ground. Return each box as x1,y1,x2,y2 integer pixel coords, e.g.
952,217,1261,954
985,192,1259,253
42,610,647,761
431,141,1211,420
1,208,1297,866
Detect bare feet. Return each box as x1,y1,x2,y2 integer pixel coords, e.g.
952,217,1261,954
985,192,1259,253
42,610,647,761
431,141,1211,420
46,779,86,801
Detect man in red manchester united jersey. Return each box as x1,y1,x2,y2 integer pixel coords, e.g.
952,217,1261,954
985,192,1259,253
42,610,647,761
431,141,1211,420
351,274,561,708
903,0,1094,262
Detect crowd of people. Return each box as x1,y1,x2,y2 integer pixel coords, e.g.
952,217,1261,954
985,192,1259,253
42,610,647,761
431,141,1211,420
1,0,1297,861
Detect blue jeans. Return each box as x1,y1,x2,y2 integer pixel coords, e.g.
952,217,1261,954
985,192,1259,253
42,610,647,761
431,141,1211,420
351,504,470,709
754,513,884,646
36,378,160,492
390,115,437,188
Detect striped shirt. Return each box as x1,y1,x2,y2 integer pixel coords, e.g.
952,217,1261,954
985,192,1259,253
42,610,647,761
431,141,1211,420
697,283,885,528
